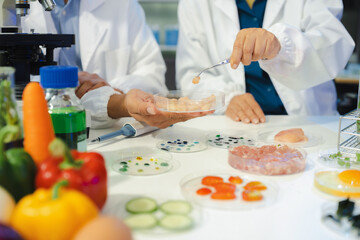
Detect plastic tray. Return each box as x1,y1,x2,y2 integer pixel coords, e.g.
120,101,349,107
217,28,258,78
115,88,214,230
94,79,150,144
180,172,278,211
314,169,360,198
154,90,224,113
228,144,307,176
257,128,322,148
110,147,175,176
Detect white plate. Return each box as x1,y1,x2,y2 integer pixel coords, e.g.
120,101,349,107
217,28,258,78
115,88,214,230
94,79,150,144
257,128,322,148
180,171,278,211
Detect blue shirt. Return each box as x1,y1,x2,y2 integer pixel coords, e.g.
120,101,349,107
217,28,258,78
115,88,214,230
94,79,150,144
236,0,287,115
51,0,82,70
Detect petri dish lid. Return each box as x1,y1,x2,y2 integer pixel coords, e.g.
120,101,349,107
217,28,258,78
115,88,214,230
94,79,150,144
207,132,256,149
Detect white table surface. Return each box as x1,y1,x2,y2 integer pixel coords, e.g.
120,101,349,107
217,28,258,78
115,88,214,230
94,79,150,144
88,115,350,240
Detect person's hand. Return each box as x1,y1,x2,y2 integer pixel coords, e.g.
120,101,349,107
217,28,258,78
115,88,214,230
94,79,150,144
226,93,265,124
230,28,280,68
76,72,110,98
123,89,214,129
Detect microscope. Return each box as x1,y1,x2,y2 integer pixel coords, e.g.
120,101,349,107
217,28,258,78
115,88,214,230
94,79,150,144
0,0,75,99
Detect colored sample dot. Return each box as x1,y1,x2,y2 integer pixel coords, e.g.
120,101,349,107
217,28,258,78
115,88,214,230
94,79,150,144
187,148,191,150
120,161,127,165
155,159,158,161
155,162,158,164
155,167,160,170
194,142,199,144
128,160,132,163
136,156,143,160
150,158,154,161
176,148,181,151
160,162,169,167
136,163,139,165
216,135,220,137
183,141,188,144
161,143,165,146
138,169,143,173
119,168,128,172
144,163,150,166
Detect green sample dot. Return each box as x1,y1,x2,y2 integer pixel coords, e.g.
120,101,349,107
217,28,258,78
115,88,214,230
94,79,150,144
119,168,128,172
138,169,144,173
120,161,127,165
216,135,220,137
160,162,169,167
136,163,139,165
144,163,150,166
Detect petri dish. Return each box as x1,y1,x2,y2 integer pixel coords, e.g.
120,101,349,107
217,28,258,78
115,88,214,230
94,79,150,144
321,200,360,239
110,147,175,176
180,172,278,211
228,144,307,176
314,169,360,198
257,128,322,148
207,132,256,149
116,194,203,236
317,150,360,170
157,138,207,153
154,90,225,113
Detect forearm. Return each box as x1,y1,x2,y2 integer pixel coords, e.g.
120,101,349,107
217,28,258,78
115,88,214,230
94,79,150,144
107,94,130,119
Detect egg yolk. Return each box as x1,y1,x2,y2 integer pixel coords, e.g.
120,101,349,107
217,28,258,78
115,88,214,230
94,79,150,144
338,169,360,187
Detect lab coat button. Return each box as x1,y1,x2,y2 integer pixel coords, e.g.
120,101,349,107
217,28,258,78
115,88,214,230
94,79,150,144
253,17,258,21
62,10,66,15
267,87,271,92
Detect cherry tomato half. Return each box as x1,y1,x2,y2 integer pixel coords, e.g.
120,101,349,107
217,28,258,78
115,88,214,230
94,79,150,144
243,181,267,191
196,187,212,195
228,176,243,184
211,192,236,200
213,182,236,193
201,176,224,186
242,190,263,201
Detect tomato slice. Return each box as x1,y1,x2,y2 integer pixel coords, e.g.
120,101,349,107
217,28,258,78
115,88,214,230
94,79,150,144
243,181,267,191
201,176,224,186
228,176,243,184
196,187,212,195
213,182,236,193
211,192,236,200
242,190,263,201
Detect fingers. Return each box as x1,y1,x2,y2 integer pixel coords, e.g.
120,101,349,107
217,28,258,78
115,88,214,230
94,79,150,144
230,31,245,69
75,81,95,98
241,34,255,66
226,94,265,124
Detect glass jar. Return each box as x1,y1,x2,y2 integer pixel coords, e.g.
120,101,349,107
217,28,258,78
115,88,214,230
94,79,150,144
40,66,87,151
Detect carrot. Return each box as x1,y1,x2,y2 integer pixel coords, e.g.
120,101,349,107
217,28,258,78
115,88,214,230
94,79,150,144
22,82,55,165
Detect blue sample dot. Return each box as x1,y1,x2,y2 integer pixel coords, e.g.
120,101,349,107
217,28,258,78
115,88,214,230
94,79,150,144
161,143,165,146
194,141,199,144
176,148,181,151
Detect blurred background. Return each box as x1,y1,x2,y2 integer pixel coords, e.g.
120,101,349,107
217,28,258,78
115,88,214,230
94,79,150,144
139,0,360,114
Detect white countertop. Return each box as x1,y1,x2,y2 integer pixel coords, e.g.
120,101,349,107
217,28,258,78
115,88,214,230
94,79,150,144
88,115,348,240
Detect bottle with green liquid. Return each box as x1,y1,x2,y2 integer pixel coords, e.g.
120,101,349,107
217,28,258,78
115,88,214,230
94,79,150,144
40,66,87,151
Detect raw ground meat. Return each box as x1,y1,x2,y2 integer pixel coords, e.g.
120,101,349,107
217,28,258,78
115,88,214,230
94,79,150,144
228,145,306,175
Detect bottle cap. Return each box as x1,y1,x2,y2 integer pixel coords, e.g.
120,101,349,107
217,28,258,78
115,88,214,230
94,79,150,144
40,66,78,89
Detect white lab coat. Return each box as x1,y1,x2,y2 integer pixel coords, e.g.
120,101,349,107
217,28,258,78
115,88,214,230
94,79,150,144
21,0,167,128
176,0,355,115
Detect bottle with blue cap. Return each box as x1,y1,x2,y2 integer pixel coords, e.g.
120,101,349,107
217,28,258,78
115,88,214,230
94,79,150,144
40,66,87,151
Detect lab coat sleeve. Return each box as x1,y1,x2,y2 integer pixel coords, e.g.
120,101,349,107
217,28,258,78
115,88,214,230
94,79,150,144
259,0,355,90
176,0,244,114
80,86,120,129
108,0,168,95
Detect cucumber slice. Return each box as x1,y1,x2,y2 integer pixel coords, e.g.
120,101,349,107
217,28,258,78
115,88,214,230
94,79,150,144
160,200,192,215
125,197,157,214
124,213,157,230
159,214,193,231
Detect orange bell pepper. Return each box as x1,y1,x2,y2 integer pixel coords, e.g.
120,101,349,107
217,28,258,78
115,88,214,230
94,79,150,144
10,180,98,240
